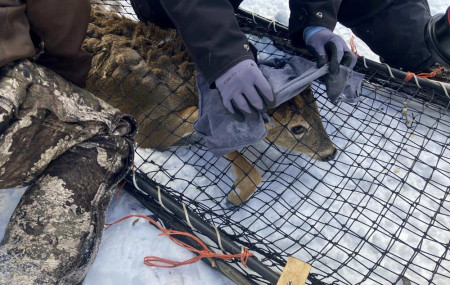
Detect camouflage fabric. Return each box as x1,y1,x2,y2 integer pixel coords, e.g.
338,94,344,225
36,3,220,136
0,59,136,284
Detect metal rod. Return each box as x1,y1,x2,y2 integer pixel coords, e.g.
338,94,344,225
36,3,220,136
237,8,289,34
126,172,281,285
359,56,450,96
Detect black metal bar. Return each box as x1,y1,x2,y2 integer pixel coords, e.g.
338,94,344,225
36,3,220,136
358,56,450,95
237,8,289,35
125,171,281,285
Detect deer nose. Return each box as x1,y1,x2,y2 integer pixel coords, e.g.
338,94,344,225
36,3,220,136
322,148,338,161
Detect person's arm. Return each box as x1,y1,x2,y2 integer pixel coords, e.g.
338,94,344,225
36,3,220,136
160,0,275,119
160,0,254,86
289,0,356,73
289,0,341,47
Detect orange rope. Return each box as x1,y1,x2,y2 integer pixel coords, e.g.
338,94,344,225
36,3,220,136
350,35,359,58
116,162,136,197
115,180,127,197
405,67,444,81
404,72,415,82
106,214,255,268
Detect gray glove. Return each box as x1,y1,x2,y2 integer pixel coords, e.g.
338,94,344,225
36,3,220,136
215,59,275,121
305,27,357,75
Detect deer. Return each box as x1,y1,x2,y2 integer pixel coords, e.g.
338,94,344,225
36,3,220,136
83,5,337,205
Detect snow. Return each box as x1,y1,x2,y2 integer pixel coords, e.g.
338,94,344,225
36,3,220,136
1,1,449,285
84,193,234,285
118,86,450,284
0,188,26,237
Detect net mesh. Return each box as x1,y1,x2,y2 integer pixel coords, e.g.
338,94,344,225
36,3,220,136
86,1,450,284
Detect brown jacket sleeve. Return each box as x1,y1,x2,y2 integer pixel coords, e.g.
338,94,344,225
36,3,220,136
0,1,35,67
289,0,342,47
160,0,254,86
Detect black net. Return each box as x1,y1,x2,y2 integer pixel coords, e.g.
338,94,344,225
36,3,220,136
86,1,450,284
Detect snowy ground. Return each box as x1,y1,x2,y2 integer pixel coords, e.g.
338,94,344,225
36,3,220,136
124,85,450,285
1,1,448,284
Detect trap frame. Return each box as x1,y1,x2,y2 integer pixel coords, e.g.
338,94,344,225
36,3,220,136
91,1,450,284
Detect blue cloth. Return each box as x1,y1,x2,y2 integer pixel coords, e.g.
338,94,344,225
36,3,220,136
194,55,365,157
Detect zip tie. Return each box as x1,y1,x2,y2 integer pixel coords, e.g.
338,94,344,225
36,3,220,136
213,226,225,252
182,202,196,231
382,63,395,78
132,165,149,196
412,74,421,88
251,11,257,24
157,185,170,211
158,218,166,230
361,56,368,68
438,82,450,98
268,19,277,32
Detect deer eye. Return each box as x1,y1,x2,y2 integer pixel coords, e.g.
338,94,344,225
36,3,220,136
291,125,306,135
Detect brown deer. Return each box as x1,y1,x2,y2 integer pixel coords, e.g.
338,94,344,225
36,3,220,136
83,6,337,205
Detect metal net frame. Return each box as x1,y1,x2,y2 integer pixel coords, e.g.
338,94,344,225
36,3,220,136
87,1,450,284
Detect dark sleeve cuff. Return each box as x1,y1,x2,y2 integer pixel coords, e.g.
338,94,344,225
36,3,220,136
206,54,255,88
289,0,339,47
161,0,255,87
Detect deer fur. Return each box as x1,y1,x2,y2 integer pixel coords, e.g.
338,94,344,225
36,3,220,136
83,6,337,205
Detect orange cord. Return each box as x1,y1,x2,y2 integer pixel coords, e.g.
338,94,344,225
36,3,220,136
106,214,255,268
115,180,127,197
405,67,444,82
116,162,136,197
350,34,445,82
350,35,359,58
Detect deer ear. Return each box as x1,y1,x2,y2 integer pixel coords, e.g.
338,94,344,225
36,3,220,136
268,103,288,124
300,86,317,105
293,94,306,109
281,104,292,121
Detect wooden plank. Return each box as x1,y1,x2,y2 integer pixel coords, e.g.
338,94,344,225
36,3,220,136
276,257,311,285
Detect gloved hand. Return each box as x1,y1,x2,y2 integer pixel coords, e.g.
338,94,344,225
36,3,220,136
215,59,275,121
304,27,357,75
